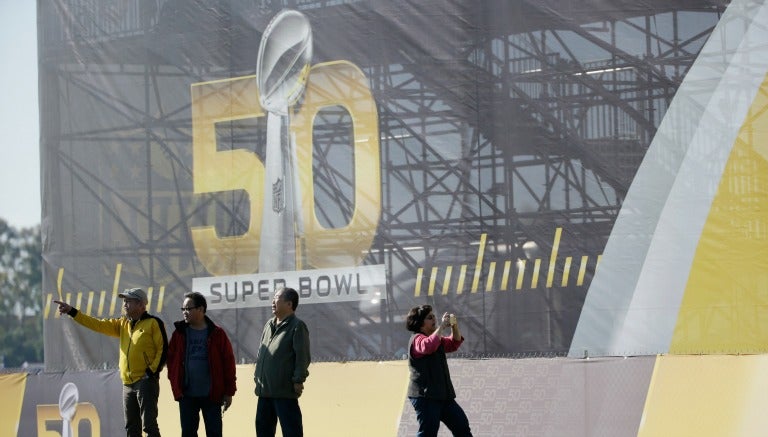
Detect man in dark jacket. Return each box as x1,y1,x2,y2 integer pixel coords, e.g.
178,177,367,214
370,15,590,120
167,292,237,437
254,287,311,437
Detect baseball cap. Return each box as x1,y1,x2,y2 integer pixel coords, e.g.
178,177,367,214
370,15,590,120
118,288,148,303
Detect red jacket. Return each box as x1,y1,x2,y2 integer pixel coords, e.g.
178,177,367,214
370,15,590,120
167,316,237,402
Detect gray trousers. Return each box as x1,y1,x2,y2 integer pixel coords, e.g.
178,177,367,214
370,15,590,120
123,376,161,437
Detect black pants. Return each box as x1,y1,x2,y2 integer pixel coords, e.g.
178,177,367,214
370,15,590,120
255,397,303,437
179,395,223,437
123,377,160,437
409,397,472,437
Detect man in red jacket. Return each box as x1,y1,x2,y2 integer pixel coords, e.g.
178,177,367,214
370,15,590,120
167,292,237,437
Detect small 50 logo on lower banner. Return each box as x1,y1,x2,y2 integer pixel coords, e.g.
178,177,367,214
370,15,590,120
37,383,101,437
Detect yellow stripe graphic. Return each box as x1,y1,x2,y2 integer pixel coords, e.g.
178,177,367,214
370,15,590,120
671,75,768,353
411,229,599,296
638,355,768,436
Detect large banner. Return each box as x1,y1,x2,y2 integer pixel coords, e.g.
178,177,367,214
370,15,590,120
40,0,768,369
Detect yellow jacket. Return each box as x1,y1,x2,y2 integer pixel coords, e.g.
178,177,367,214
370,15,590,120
72,309,168,384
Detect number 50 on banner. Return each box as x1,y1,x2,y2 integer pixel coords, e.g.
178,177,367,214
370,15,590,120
190,61,381,276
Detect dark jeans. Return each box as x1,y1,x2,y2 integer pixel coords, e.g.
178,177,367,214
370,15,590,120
255,397,303,437
409,397,472,437
123,377,160,437
179,395,223,437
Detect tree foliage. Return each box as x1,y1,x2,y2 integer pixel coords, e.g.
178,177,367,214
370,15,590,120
0,218,42,368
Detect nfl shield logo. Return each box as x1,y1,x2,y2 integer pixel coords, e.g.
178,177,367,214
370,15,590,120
272,177,285,213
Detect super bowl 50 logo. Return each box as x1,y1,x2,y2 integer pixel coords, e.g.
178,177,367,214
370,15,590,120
37,383,101,437
190,10,381,277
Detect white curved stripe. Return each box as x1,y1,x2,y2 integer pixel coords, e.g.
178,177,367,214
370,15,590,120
569,0,768,357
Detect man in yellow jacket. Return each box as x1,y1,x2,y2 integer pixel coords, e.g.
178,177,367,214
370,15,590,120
55,288,168,437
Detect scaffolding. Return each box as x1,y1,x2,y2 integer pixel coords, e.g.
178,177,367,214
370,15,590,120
40,0,729,361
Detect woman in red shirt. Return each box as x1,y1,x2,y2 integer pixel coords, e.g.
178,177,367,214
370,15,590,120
405,305,472,437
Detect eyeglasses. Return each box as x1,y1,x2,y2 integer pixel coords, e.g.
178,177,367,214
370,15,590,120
180,306,199,312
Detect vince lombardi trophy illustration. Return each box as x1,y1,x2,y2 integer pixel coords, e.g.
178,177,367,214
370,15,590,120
256,10,312,273
58,383,79,437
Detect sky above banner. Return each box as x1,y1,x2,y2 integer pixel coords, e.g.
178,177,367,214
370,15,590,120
0,2,39,228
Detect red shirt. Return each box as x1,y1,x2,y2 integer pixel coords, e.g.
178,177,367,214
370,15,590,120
410,332,463,358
